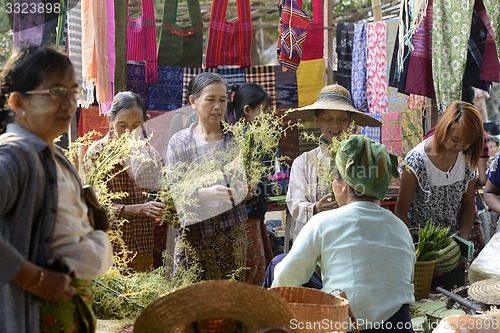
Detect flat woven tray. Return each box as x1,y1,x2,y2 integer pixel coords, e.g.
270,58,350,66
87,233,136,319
468,277,500,305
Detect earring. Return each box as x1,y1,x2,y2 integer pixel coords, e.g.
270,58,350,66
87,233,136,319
21,110,27,117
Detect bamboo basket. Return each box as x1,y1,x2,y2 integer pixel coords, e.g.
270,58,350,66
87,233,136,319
270,287,350,333
413,260,436,300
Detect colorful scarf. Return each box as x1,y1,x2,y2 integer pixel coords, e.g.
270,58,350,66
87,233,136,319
366,21,388,115
351,23,368,113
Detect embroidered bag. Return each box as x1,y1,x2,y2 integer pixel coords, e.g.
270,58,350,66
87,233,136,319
297,0,323,60
205,0,253,68
127,0,158,83
278,0,310,71
157,0,203,67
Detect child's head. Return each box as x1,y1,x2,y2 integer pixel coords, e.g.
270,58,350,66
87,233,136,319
487,135,499,156
333,135,399,204
431,101,484,168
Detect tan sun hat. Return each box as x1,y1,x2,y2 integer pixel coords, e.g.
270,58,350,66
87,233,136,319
133,280,296,333
286,84,382,127
468,277,500,305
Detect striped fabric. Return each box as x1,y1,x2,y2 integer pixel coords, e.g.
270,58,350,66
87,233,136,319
217,67,246,95
278,0,310,71
205,0,252,68
182,67,208,105
68,0,84,103
148,67,184,111
127,0,158,83
274,65,298,109
335,22,355,93
298,0,323,60
244,66,277,109
126,62,150,108
351,23,368,113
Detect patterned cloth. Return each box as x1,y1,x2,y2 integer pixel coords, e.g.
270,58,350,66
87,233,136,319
126,62,150,108
148,66,184,111
126,0,158,83
352,23,368,113
182,67,212,105
205,0,252,68
361,114,381,143
382,112,403,156
244,66,277,109
296,59,325,107
432,0,475,110
406,0,435,99
217,67,246,95
366,21,388,115
335,22,355,93
174,220,246,281
85,133,164,272
278,0,310,71
274,65,299,108
40,279,96,333
401,109,424,156
402,139,475,232
244,218,273,286
298,0,323,60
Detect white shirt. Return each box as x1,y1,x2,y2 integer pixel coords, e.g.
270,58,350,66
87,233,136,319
286,145,330,238
272,201,416,329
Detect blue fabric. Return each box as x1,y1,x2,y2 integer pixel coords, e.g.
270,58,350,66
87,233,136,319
351,23,368,113
148,66,184,111
126,62,150,108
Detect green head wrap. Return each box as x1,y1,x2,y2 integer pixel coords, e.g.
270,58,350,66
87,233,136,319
335,135,399,199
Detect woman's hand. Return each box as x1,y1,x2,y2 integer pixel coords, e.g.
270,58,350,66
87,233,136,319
313,193,339,214
141,201,167,219
198,185,236,205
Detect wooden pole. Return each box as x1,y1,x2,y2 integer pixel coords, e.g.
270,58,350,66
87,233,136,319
324,0,333,84
371,0,382,22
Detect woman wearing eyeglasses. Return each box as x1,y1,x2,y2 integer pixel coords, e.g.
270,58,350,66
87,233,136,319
0,46,113,332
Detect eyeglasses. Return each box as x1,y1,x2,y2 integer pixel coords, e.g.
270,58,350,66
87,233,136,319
24,86,83,102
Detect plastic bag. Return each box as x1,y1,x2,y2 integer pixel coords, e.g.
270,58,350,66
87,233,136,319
468,232,500,283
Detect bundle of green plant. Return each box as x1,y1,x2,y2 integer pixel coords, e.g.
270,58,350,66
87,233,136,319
222,110,296,189
415,219,453,261
300,122,357,197
92,263,201,320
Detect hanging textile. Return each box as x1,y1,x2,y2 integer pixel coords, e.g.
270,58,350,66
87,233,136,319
217,67,246,95
78,106,109,140
68,0,84,103
244,66,277,109
41,0,59,46
297,0,323,60
366,21,388,115
81,0,113,114
104,0,116,114
12,0,43,49
361,114,382,143
56,0,67,49
335,22,354,93
126,62,150,108
274,65,298,109
477,0,500,83
127,0,158,83
205,0,252,68
381,112,403,156
482,0,500,65
407,94,426,111
148,67,184,111
401,109,423,156
114,0,127,93
278,0,310,71
386,19,409,114
405,0,435,99
432,0,475,109
182,68,212,105
157,0,203,67
351,23,368,113
296,59,325,107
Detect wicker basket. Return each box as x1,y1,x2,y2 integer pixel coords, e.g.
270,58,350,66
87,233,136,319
270,287,350,333
413,260,436,300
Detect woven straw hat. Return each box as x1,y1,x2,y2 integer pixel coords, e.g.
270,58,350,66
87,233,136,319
286,84,382,127
468,277,500,305
134,280,296,333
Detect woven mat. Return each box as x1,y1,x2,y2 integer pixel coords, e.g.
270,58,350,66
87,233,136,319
468,277,500,305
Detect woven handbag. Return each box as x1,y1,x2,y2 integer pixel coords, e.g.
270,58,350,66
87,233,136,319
126,0,158,83
205,0,252,68
270,287,350,333
157,0,203,67
297,0,323,60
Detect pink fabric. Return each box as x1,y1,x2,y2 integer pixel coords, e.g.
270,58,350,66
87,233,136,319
407,95,426,110
366,21,388,115
297,0,323,60
381,112,403,156
127,0,158,83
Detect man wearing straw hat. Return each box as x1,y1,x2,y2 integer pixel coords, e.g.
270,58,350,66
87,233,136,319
272,135,416,332
285,84,382,239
